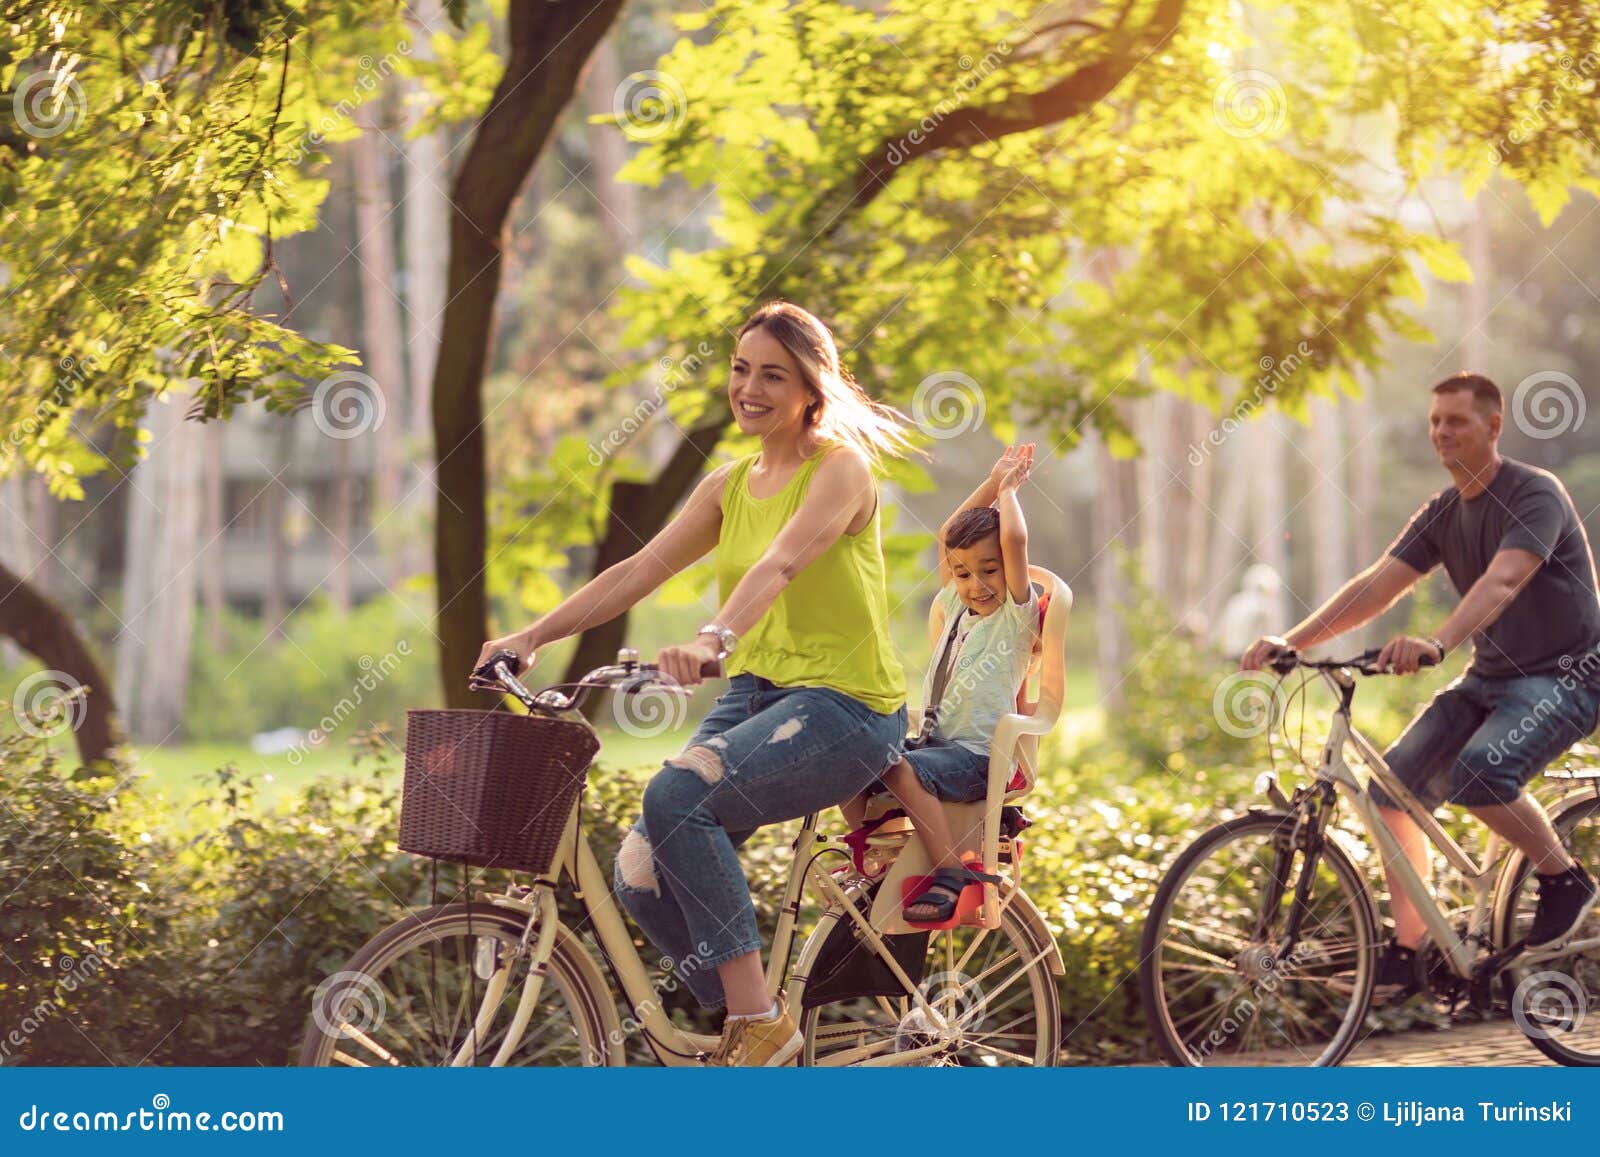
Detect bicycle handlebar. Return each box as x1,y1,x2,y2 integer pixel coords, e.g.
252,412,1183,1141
1266,646,1439,677
468,648,723,712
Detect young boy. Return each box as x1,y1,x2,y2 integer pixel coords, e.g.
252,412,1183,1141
842,444,1040,923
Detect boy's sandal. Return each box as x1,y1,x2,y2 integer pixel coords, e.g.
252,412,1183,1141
904,865,1001,924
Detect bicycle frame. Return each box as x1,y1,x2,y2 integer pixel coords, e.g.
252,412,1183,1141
474,795,966,1066
1308,667,1600,977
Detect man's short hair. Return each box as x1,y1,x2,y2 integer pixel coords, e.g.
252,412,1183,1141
945,506,1000,552
1431,371,1503,413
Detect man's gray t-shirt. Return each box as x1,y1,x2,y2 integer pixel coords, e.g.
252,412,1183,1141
1387,458,1600,677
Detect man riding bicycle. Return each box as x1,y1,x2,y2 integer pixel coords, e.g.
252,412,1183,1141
1243,371,1600,1004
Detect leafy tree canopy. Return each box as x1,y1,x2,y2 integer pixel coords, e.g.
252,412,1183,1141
0,0,474,496
603,0,1600,456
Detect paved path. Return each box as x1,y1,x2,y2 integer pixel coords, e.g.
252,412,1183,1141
1340,1018,1553,1066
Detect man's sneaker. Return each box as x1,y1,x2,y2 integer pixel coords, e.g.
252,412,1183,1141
1527,863,1599,948
708,1005,802,1067
1370,939,1420,1005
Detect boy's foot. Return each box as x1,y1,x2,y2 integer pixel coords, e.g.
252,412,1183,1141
708,1004,801,1067
1527,863,1598,948
903,864,1000,925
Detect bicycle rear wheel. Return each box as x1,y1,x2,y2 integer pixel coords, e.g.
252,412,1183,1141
1497,794,1600,1066
1139,812,1377,1066
796,891,1061,1066
297,903,614,1067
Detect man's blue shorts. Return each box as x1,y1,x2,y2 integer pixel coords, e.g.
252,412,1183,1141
1371,667,1600,810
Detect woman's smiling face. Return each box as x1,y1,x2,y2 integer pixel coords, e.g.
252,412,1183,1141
729,326,813,439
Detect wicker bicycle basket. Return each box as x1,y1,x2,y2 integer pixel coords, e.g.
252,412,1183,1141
398,709,600,876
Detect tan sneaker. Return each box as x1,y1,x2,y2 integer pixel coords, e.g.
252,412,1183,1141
708,1006,802,1067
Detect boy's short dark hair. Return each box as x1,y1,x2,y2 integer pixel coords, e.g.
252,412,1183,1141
1431,371,1503,413
945,506,1000,552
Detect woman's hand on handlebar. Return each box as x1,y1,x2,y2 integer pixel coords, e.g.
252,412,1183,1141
658,636,723,687
474,630,536,683
1375,634,1444,675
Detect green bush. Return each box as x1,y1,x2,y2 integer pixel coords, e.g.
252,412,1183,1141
8,578,1591,1067
0,731,175,1064
184,593,438,744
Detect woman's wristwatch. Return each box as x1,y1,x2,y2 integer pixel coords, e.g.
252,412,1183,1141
697,623,739,657
1426,636,1447,662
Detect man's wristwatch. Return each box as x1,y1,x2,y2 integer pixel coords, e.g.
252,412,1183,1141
697,623,738,657
1425,636,1447,662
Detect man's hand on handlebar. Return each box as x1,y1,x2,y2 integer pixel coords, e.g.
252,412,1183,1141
1376,634,1445,675
658,636,724,687
1240,635,1293,672
474,631,535,687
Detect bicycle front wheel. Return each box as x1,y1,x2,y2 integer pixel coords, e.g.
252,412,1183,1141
297,903,615,1067
1139,812,1377,1066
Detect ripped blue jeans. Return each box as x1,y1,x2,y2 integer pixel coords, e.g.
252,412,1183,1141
613,673,908,1008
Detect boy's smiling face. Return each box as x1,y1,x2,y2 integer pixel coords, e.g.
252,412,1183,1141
948,535,1007,616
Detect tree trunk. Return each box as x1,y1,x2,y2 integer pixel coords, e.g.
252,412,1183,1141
1136,390,1170,605
202,421,226,650
0,557,121,764
401,0,449,579
114,397,204,744
1248,412,1291,628
1180,401,1212,624
1463,196,1492,371
581,38,636,257
351,101,408,553
1204,424,1249,631
263,421,293,635
1309,397,1347,603
1091,434,1128,712
433,0,624,707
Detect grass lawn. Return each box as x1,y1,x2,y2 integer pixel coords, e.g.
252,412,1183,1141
121,727,698,811
96,669,1107,815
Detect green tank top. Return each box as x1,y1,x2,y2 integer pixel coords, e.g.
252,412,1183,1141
716,449,906,715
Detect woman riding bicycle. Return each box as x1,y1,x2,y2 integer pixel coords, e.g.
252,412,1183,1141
475,301,914,1066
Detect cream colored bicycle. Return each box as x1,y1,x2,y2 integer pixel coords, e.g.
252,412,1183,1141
299,576,1072,1068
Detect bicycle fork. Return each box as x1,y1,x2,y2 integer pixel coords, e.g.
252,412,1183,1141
450,888,560,1067
1257,783,1337,964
